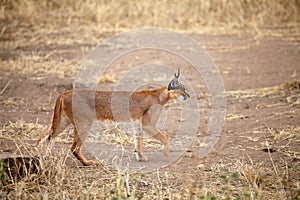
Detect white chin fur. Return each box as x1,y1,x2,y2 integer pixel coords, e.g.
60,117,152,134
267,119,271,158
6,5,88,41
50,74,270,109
179,95,187,102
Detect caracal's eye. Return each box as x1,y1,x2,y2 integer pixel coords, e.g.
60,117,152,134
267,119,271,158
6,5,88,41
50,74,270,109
171,81,179,88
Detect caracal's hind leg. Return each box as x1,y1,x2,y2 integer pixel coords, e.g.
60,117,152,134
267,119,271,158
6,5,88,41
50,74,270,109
37,113,71,145
141,104,169,157
71,125,94,166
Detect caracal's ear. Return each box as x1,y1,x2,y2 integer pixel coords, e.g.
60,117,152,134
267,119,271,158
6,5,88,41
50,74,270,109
174,69,180,79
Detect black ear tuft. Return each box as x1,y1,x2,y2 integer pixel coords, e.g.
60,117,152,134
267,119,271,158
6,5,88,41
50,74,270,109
174,69,180,79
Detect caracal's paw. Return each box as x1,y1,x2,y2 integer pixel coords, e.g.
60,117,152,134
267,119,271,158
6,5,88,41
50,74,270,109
135,152,148,162
36,135,51,146
82,160,95,166
163,144,169,157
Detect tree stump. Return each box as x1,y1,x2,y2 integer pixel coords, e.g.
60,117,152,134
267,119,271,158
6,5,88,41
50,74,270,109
0,155,40,185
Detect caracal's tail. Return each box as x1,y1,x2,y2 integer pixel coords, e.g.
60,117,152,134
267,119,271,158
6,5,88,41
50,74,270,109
37,94,70,145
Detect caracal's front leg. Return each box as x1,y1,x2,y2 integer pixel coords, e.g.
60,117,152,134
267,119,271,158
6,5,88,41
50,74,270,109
141,104,169,157
133,130,148,162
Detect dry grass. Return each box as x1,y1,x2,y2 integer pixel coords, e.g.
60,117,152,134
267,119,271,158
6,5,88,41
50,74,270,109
0,51,81,77
0,120,43,140
0,120,299,199
87,123,163,153
1,0,299,38
226,80,300,101
263,126,300,160
1,0,299,55
98,73,116,84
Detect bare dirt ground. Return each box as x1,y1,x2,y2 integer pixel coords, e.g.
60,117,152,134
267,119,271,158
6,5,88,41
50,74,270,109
1,34,300,199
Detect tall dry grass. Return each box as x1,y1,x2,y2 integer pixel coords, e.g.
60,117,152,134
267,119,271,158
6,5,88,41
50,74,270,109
1,0,299,43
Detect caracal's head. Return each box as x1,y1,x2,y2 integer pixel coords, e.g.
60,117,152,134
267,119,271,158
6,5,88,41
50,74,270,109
168,69,190,101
